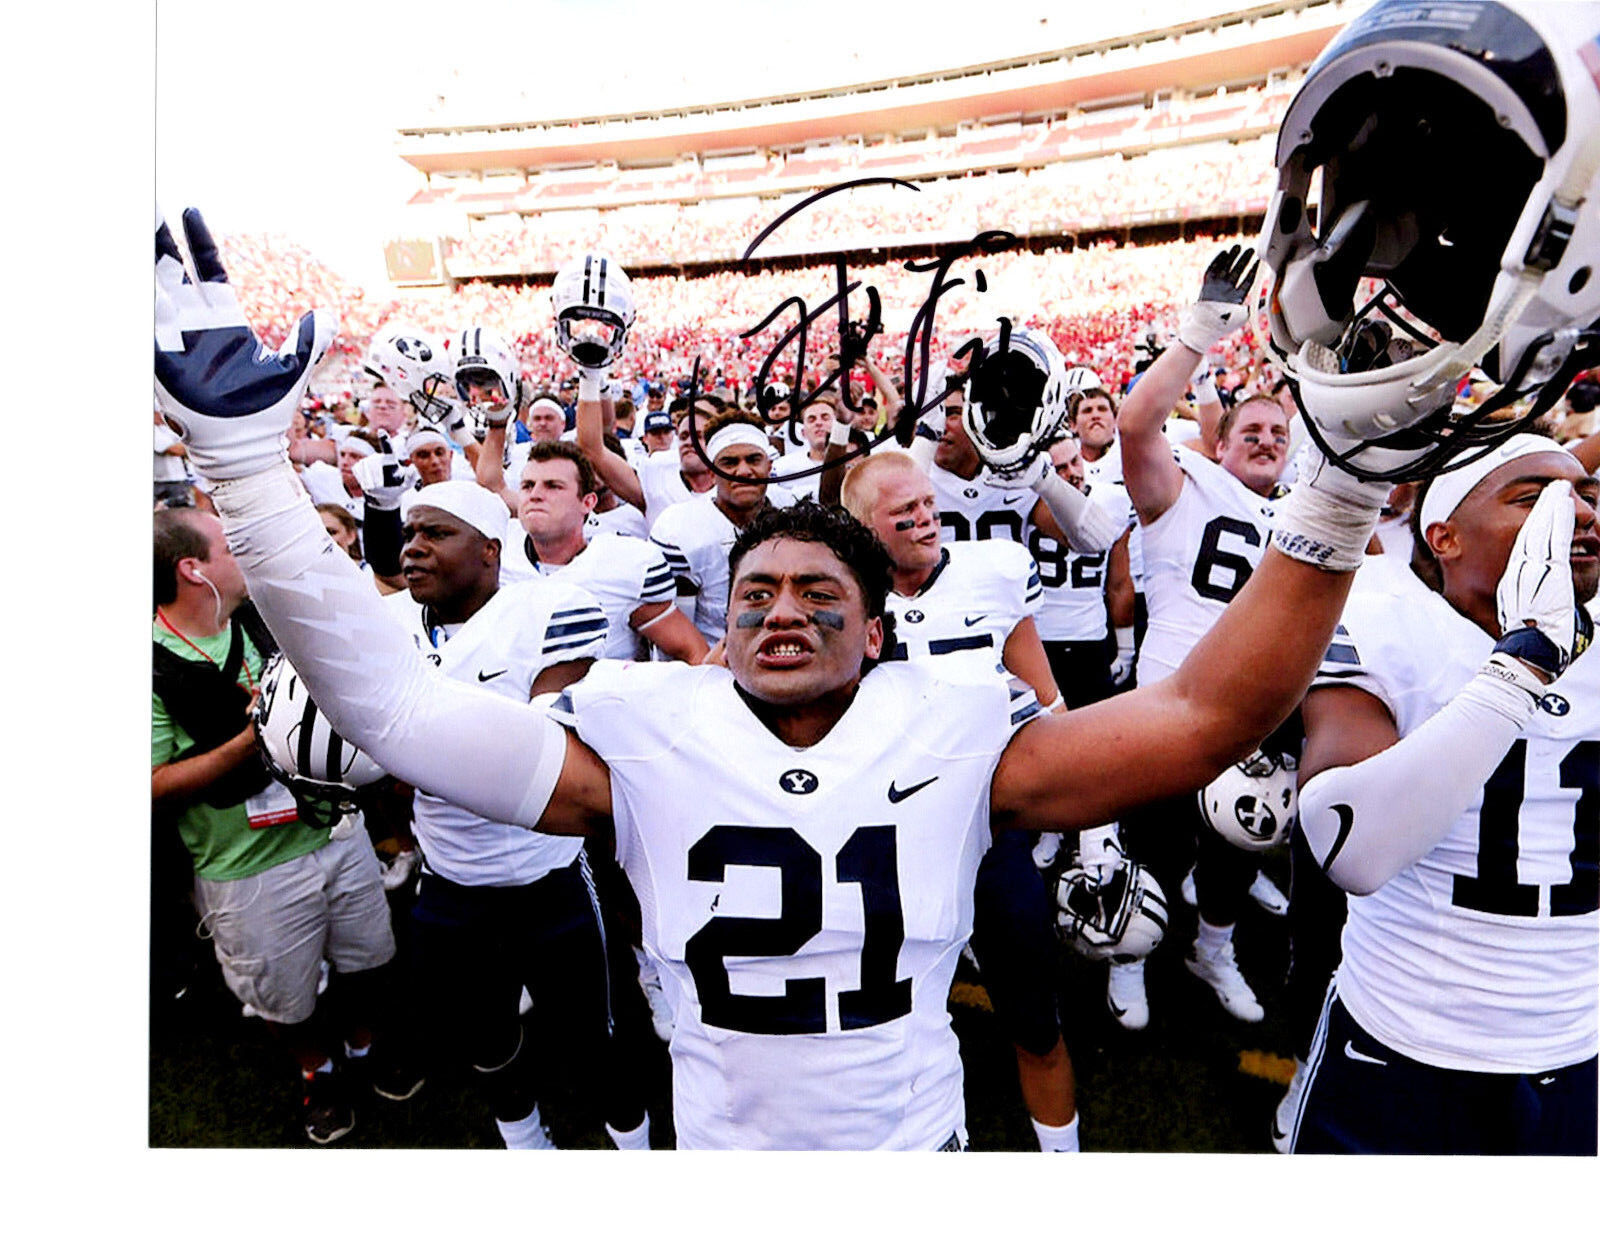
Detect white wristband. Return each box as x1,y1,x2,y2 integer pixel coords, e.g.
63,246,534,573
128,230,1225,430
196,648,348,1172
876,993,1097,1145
1271,469,1385,572
1177,304,1239,355
828,418,853,447
578,370,603,403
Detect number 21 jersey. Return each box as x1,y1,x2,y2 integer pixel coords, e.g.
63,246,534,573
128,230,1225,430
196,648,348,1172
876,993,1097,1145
552,658,1039,1149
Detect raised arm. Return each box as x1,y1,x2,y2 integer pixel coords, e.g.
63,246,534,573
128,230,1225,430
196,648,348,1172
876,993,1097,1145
575,383,645,510
1119,248,1256,525
1296,483,1587,894
993,543,1360,829
154,208,612,837
991,246,1392,830
473,423,519,513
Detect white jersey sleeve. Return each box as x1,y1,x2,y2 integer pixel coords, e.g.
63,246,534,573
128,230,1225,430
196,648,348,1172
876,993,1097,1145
384,577,604,886
534,533,677,661
638,452,691,532
1311,566,1599,1072
549,658,1026,1149
649,495,741,643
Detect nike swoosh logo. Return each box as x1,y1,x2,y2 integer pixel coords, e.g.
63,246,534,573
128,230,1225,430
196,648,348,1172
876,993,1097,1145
1003,494,1025,504
1322,804,1355,873
1107,996,1126,1017
478,669,508,682
1343,1040,1387,1067
963,615,986,627
888,776,939,803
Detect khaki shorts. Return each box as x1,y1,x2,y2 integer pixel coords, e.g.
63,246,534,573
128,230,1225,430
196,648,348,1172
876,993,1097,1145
195,829,395,1025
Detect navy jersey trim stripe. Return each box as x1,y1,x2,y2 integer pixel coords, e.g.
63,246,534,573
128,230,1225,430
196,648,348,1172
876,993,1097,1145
929,633,994,655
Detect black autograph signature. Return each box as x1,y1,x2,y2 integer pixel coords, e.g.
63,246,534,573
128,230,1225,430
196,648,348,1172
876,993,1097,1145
681,178,1020,485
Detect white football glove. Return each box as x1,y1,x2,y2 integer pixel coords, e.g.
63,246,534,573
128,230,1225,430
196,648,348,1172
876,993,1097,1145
1076,823,1125,881
1176,245,1257,356
1488,480,1592,696
1109,626,1136,687
154,209,336,480
352,438,417,511
986,453,1049,490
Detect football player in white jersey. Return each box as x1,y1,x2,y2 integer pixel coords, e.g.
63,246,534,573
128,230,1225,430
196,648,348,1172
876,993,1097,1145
379,480,655,1151
498,440,707,664
650,410,794,643
579,390,718,533
158,205,1406,1148
843,451,1082,1152
770,400,836,503
1024,435,1138,874
1070,387,1147,684
1072,387,1122,487
1113,284,1295,1029
1027,435,1136,710
1283,438,1598,1154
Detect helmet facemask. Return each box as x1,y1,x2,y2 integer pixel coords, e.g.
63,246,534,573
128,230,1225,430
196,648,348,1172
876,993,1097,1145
1260,0,1600,483
556,307,630,371
960,326,1069,477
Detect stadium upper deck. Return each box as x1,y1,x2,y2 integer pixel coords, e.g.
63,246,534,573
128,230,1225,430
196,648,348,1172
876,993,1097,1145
397,1,1361,171
386,0,1371,282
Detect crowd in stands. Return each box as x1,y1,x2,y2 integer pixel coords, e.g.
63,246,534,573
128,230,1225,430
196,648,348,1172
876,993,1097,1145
440,136,1279,273
224,230,1271,407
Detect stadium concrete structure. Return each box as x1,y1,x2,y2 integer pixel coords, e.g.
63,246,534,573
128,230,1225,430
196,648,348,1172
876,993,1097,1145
383,0,1369,285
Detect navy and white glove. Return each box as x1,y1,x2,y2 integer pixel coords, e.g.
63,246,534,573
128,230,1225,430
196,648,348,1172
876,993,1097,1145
1488,480,1592,697
1177,245,1257,355
351,437,417,511
154,208,336,480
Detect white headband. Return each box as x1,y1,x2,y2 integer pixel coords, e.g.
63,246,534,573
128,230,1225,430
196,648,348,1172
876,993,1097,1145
1418,434,1573,531
339,437,376,459
400,481,508,542
405,426,451,454
705,423,770,462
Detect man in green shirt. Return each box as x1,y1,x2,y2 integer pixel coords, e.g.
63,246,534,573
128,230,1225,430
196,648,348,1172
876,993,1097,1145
152,507,406,1144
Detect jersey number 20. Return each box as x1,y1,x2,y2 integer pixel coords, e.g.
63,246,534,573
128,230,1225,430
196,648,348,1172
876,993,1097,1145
684,824,914,1035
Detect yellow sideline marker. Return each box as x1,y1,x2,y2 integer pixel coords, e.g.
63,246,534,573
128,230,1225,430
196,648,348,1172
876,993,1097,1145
1238,1049,1296,1085
950,981,994,1013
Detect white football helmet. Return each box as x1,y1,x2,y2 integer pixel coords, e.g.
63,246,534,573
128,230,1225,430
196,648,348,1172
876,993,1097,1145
551,252,636,370
254,654,387,826
1063,365,1103,394
1258,0,1600,481
453,325,524,438
961,324,1070,477
1197,749,1299,852
1055,856,1169,964
364,325,457,424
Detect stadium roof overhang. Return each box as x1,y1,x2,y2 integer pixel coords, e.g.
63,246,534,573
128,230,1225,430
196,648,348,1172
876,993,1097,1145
398,21,1337,175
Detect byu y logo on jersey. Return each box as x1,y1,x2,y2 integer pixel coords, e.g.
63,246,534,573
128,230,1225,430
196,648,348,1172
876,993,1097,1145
779,769,820,795
1538,693,1571,717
